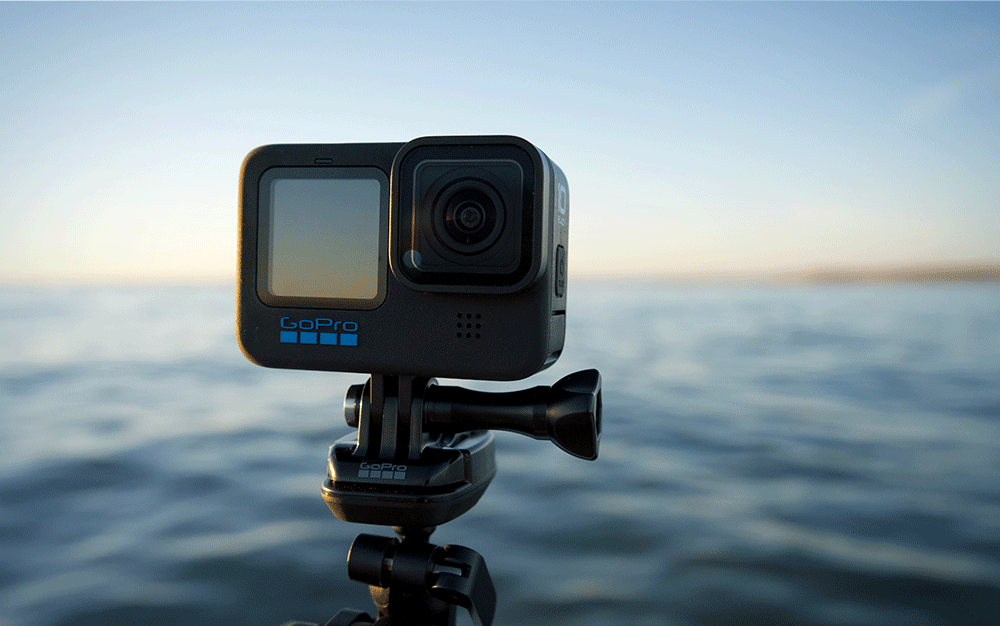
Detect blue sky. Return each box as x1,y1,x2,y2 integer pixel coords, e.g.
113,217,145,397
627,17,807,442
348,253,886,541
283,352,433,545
1,2,997,282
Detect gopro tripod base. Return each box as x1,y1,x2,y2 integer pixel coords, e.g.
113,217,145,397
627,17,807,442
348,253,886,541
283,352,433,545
322,430,496,527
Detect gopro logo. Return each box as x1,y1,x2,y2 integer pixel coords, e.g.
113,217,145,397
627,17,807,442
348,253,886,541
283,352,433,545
279,317,358,346
358,462,407,480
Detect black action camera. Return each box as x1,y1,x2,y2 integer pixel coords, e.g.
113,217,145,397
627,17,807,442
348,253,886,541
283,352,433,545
237,136,570,380
238,136,599,626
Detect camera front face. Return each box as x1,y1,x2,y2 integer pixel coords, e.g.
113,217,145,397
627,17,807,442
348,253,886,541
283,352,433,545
238,136,569,381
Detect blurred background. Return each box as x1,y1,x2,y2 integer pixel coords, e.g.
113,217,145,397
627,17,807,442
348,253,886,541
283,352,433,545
2,1,997,283
1,3,998,625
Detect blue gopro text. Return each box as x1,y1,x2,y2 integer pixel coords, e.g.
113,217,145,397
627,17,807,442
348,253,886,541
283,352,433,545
279,317,358,346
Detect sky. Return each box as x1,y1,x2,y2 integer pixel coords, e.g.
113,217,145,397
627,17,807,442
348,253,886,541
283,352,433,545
1,1,997,283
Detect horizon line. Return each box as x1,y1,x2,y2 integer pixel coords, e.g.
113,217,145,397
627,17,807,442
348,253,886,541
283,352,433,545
1,262,998,288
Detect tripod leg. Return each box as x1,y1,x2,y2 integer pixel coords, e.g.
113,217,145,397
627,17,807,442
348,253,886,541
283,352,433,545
279,609,374,626
346,533,494,626
323,609,375,626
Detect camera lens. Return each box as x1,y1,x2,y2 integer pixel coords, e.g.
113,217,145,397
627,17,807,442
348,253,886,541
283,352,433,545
434,179,505,254
456,202,484,231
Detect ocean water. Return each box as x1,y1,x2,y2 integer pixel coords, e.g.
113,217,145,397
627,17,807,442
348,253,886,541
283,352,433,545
1,283,998,626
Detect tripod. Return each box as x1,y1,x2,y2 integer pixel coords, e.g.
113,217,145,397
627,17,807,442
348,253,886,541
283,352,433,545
282,370,602,626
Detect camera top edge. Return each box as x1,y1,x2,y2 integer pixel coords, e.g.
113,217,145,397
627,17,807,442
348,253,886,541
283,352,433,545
241,142,407,173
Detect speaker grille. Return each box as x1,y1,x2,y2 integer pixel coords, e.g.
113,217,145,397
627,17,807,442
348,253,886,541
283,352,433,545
455,312,483,339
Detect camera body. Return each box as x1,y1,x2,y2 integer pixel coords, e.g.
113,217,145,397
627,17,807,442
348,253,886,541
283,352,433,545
237,136,570,381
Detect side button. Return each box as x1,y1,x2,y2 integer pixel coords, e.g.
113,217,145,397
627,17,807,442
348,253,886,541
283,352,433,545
555,245,567,297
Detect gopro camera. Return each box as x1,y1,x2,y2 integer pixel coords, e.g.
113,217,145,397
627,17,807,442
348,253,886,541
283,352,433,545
237,136,570,380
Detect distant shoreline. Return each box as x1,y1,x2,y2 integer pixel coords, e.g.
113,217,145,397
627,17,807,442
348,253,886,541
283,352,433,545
790,265,1000,284
577,264,1000,285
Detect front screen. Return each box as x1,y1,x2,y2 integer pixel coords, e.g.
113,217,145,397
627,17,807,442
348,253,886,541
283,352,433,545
259,167,388,308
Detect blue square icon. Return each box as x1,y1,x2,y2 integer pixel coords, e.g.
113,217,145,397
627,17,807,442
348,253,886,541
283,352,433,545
320,333,337,345
280,331,298,343
299,331,318,344
341,333,358,346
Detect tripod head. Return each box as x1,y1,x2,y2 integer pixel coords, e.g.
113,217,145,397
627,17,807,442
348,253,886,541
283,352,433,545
322,369,601,527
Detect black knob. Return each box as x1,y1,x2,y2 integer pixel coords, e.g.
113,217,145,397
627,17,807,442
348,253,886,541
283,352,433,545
423,369,601,461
